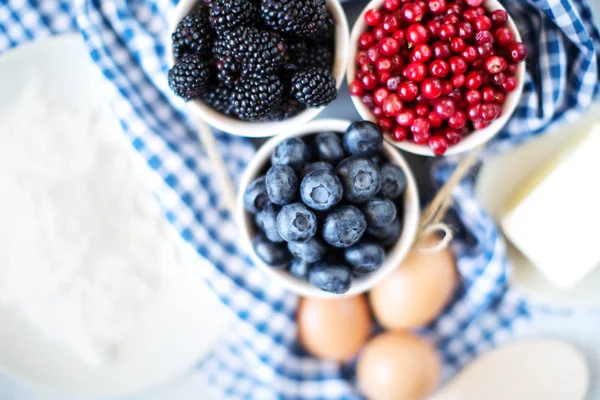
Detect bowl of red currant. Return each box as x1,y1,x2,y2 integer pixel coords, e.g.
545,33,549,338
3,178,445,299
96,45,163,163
347,0,527,156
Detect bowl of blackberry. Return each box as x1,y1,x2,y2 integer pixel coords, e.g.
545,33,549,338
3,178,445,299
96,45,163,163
237,119,420,297
167,0,350,137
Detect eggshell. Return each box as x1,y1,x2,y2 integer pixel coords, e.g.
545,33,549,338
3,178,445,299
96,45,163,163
297,295,371,361
369,237,457,330
357,331,440,400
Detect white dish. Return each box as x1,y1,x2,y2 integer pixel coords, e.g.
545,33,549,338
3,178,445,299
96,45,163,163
346,0,526,157
236,119,420,298
0,35,229,397
476,104,600,308
167,0,350,137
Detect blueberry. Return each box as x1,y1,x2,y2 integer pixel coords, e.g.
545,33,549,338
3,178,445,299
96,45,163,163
243,176,269,213
367,218,402,248
301,161,334,178
276,202,317,243
266,164,298,206
271,138,309,170
255,203,284,242
309,263,352,294
322,205,367,248
252,234,291,267
371,154,383,166
288,237,326,262
363,198,397,228
344,242,385,274
300,169,343,211
336,157,381,204
343,121,383,157
314,132,345,164
380,163,407,200
289,258,311,280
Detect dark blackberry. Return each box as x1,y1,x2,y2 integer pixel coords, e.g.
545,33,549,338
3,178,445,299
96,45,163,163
208,0,255,34
213,39,241,86
309,43,334,70
268,97,306,120
171,9,213,60
222,26,286,75
201,84,235,115
168,53,211,100
233,74,283,121
260,0,328,39
320,11,335,43
290,67,337,107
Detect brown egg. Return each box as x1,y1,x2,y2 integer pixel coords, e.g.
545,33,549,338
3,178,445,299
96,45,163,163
369,237,457,330
297,295,371,361
357,331,440,400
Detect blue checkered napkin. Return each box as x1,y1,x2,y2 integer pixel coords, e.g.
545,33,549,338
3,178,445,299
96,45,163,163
1,0,599,398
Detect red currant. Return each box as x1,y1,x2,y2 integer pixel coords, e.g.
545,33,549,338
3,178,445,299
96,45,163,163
428,0,447,14
429,136,448,155
463,9,479,22
477,42,495,59
359,33,376,49
461,45,478,62
379,71,392,84
465,89,482,104
378,116,395,131
382,15,400,33
481,85,496,103
450,37,466,52
414,104,429,117
485,55,507,74
398,81,420,101
411,43,433,63
432,96,457,119
449,56,468,74
474,16,492,31
392,30,406,46
380,37,400,56
490,10,508,26
392,125,409,141
444,128,463,145
438,24,457,40
383,0,401,12
396,108,416,126
441,80,453,95
365,9,383,26
508,42,528,62
465,0,483,6
404,62,428,82
349,81,364,96
373,25,387,40
429,59,449,78
467,104,481,121
374,87,390,106
494,27,514,47
383,94,403,116
421,78,443,99
465,71,484,89
457,21,475,38
472,119,490,130
448,110,467,129
475,30,493,45
406,23,430,45
361,93,375,108
401,3,425,23
502,75,518,92
494,90,505,104
426,20,442,36
479,103,501,121
446,3,462,15
443,15,460,25
387,75,401,91
492,72,506,85
361,72,378,90
428,111,443,127
373,106,384,117
411,117,431,143
432,41,452,60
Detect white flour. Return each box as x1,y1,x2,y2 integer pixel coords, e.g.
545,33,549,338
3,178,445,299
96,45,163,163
0,82,180,366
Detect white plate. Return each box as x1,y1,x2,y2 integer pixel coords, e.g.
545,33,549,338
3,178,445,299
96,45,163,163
475,104,600,309
0,35,230,397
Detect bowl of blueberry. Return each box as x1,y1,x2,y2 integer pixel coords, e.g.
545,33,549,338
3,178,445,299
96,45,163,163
167,0,350,137
237,119,420,297
346,0,527,156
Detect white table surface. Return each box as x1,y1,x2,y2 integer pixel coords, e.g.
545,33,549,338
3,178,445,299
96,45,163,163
1,2,599,399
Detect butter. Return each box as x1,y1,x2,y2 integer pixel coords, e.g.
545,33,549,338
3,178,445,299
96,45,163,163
501,125,600,289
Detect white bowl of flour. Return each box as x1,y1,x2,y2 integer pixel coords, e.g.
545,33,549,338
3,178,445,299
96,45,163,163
0,35,229,397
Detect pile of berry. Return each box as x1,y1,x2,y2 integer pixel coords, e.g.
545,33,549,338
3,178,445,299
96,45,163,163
349,0,528,155
168,0,338,122
243,121,408,294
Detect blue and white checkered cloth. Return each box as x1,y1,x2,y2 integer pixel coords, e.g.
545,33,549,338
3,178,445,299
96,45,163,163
1,0,599,398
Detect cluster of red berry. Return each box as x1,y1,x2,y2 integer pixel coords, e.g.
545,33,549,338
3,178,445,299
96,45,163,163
349,0,528,155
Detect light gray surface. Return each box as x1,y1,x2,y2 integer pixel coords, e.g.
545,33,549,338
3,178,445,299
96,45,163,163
1,1,600,399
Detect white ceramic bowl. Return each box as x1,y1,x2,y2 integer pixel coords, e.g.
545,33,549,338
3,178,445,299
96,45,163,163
347,0,526,156
236,119,420,298
168,0,350,137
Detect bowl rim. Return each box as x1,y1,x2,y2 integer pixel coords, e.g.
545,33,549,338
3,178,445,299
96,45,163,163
236,118,421,298
346,0,526,157
167,0,351,138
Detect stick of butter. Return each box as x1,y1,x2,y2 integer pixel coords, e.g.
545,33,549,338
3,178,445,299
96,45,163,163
501,125,600,289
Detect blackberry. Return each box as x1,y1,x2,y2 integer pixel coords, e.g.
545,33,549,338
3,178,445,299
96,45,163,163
168,53,211,100
222,26,286,75
201,84,235,115
290,67,337,107
171,9,213,60
260,0,328,39
213,39,241,86
320,11,335,42
268,97,306,120
283,39,309,70
208,0,255,34
233,74,283,121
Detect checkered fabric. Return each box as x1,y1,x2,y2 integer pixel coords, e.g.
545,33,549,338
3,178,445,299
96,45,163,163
1,0,599,398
